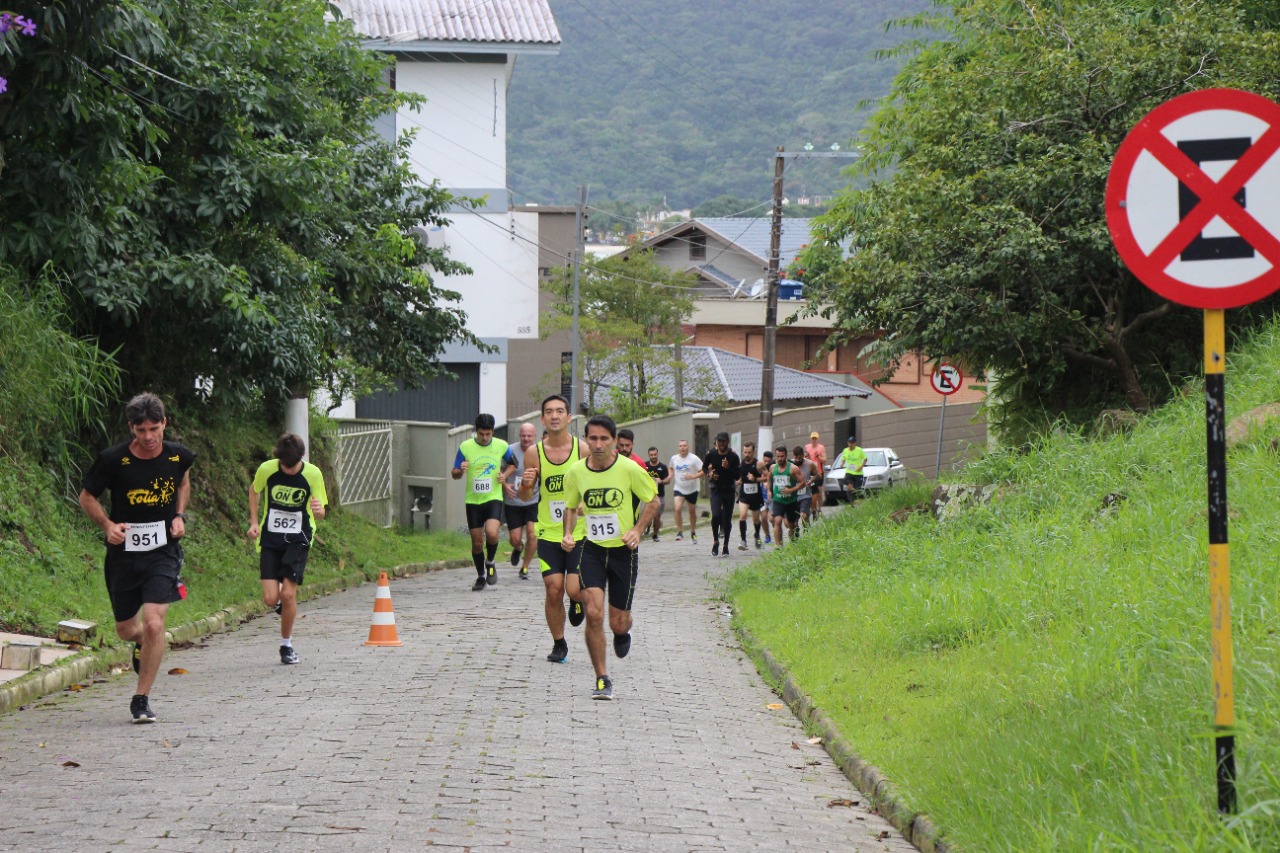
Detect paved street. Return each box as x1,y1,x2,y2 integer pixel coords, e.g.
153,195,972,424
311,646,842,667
0,532,913,853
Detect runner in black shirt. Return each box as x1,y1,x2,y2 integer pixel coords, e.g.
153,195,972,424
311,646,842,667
644,447,671,542
736,442,765,550
703,431,741,557
79,393,194,724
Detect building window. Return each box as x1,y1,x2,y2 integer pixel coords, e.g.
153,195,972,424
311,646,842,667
689,232,706,261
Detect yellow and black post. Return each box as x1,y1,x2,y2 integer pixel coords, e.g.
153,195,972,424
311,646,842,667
1204,308,1236,815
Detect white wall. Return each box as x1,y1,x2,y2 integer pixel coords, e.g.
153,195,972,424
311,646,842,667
479,361,508,424
429,211,539,340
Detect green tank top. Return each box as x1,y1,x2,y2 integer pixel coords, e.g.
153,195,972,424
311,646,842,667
563,453,658,549
460,437,509,505
771,462,799,504
536,437,586,541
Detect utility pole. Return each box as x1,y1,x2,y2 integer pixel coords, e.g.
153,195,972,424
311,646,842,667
570,185,586,414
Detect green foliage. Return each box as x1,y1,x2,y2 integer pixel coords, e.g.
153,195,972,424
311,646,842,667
0,266,119,471
0,0,474,413
806,0,1280,438
543,250,698,418
508,0,930,208
725,316,1280,850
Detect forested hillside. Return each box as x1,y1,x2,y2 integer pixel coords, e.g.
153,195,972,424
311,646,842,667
507,0,933,209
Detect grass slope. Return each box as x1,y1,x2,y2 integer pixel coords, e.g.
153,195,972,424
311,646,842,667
725,322,1280,851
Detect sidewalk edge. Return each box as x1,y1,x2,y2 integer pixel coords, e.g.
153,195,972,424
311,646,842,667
0,559,469,716
734,624,959,853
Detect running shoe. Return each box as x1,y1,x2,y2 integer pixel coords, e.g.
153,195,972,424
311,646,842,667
130,694,156,724
546,638,569,663
519,567,529,580
131,642,142,675
711,541,719,556
486,562,497,586
764,534,772,545
592,675,614,700
568,600,585,628
510,548,521,567
280,645,299,665
613,632,631,659
738,542,748,551
472,576,487,592
675,532,684,541
755,537,762,550
651,533,659,542
690,532,697,544
273,600,282,616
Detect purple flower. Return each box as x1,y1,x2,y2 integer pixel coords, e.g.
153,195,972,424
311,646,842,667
0,77,8,95
18,15,34,36
0,13,11,34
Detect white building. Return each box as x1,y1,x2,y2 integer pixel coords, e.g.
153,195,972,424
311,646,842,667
332,0,561,426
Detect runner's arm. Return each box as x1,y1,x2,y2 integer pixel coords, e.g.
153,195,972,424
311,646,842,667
519,445,540,501
78,489,127,546
450,448,466,479
172,471,189,538
623,495,660,549
248,483,260,540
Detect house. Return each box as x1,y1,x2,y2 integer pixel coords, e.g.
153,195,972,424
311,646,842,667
330,0,561,426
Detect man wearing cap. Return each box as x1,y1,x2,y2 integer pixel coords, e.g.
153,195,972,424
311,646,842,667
840,435,868,500
702,431,741,557
804,432,828,519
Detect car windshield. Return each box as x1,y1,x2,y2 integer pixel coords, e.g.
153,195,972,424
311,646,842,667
864,450,887,467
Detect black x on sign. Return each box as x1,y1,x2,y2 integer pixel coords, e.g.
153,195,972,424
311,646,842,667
1106,88,1280,309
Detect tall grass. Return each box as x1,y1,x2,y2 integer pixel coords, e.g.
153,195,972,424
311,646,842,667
725,321,1280,851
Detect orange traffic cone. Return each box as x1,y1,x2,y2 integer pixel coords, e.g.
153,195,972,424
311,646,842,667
363,572,404,647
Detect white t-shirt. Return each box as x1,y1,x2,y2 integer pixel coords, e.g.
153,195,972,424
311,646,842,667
670,453,703,496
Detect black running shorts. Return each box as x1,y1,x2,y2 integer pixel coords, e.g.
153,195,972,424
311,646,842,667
674,491,698,505
771,502,800,524
504,502,538,530
538,537,583,576
465,500,503,529
578,540,638,611
103,544,183,623
260,543,310,584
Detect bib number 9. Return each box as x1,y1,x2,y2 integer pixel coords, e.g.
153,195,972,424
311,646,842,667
586,513,620,542
550,500,567,522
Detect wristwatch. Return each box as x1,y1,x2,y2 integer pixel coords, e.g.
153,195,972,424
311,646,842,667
174,513,187,521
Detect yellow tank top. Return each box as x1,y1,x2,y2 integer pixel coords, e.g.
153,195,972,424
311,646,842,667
536,437,587,541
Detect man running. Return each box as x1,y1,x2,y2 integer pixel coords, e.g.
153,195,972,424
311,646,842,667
840,434,868,500
804,432,828,519
503,421,539,580
792,446,816,531
760,450,775,545
703,431,740,557
644,447,671,542
615,429,646,468
451,414,517,590
248,433,327,665
79,393,193,723
519,395,587,663
736,442,765,550
669,439,703,542
769,443,803,547
561,415,659,700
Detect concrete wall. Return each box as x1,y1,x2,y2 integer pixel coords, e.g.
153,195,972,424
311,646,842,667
856,401,987,480
716,403,835,458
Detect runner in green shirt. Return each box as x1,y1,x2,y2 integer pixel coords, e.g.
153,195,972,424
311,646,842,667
840,435,868,500
451,413,517,590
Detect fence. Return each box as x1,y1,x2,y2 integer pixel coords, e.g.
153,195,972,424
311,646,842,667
331,420,394,527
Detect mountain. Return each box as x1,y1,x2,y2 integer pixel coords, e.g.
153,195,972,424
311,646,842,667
507,0,935,210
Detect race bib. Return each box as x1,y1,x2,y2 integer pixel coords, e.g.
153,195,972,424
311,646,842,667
742,483,758,495
125,520,167,552
774,476,790,493
586,513,621,542
472,478,493,494
267,508,303,533
549,499,567,522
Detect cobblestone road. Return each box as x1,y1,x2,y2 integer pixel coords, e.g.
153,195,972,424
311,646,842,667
0,532,914,853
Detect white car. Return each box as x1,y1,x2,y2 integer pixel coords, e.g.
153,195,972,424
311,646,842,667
823,447,907,500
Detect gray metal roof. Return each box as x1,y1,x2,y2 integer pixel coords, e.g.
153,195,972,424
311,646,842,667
334,0,561,47
640,217,812,270
595,347,872,404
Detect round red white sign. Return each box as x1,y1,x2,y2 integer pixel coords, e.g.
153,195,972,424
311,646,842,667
930,364,962,396
1106,88,1280,309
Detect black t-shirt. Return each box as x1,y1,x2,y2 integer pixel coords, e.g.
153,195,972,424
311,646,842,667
82,440,196,551
703,448,741,493
645,461,670,497
738,458,764,498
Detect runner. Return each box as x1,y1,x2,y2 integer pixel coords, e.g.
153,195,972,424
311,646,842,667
561,414,659,700
451,414,517,590
703,431,740,557
644,446,671,542
78,393,194,723
519,395,587,663
503,421,539,580
615,429,646,468
760,450,775,545
248,433,328,665
736,442,765,550
804,432,828,519
792,446,816,531
840,435,868,500
669,439,703,542
769,443,803,547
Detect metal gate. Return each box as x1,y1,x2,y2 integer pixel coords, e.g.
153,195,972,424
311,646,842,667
332,420,393,527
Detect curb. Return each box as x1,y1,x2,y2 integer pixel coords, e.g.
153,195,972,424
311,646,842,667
734,624,959,853
0,559,469,716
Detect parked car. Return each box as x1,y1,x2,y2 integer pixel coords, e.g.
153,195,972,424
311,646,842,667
823,447,907,501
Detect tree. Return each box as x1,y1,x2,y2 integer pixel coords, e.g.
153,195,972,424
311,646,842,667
543,250,698,419
805,0,1280,437
0,0,474,412
691,195,759,218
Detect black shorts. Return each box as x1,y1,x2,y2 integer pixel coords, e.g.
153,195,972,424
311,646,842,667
674,491,698,504
578,540,638,611
260,543,310,584
771,502,800,524
465,500,503,529
738,491,764,510
504,502,538,530
537,537,583,576
844,473,865,490
103,543,184,623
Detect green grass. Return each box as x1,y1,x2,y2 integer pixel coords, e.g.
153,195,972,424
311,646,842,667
0,415,472,639
725,321,1280,851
